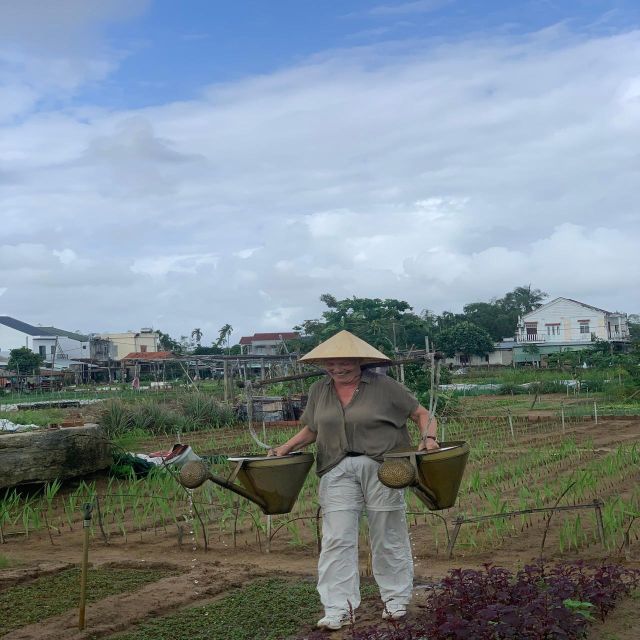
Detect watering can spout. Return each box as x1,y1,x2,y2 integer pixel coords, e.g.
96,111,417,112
178,453,314,515
179,461,269,510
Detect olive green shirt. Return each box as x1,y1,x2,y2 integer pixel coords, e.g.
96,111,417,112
301,370,420,476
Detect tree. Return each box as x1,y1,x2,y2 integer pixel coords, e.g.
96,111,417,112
462,301,514,341
436,321,495,359
499,285,547,316
7,347,44,374
192,345,223,355
215,324,233,354
157,330,182,353
191,328,203,348
628,315,640,343
458,286,547,342
295,295,432,355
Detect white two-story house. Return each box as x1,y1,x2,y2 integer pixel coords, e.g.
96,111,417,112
514,297,630,364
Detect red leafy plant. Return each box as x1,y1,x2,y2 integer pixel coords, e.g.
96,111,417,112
301,561,639,640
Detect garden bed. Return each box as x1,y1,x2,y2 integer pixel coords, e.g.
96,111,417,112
1,396,639,638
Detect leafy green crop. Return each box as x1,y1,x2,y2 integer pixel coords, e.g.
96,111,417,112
113,578,379,640
0,567,178,634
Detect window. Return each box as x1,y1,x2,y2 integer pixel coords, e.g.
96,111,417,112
546,324,560,336
50,345,56,355
39,346,46,357
579,321,590,334
140,345,148,353
525,322,537,337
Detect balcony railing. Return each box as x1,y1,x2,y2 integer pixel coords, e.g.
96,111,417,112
608,331,631,341
516,334,546,343
517,331,631,343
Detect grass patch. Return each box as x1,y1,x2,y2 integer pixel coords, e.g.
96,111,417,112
113,578,378,640
0,408,65,426
0,566,179,635
0,553,13,569
113,427,156,452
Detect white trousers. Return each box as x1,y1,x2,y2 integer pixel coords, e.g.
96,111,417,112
317,456,413,615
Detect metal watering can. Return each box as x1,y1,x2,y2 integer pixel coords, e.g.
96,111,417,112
378,441,469,510
178,451,314,515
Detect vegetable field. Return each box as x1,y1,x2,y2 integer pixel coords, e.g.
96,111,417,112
0,392,639,639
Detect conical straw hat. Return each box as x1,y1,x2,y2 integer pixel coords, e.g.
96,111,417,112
299,330,391,365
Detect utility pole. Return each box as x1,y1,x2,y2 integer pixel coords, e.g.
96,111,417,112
392,322,401,380
51,336,58,390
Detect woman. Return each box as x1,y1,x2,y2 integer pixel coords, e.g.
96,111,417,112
269,330,439,631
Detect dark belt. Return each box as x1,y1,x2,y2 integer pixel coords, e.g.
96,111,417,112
345,451,364,457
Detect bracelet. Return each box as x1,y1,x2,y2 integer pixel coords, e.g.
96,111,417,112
421,434,437,442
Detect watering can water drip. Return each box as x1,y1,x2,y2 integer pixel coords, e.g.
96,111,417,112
377,441,469,511
178,452,314,515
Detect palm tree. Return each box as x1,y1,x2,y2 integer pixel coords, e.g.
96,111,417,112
191,328,203,348
216,324,233,354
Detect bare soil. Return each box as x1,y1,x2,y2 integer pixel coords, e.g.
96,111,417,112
1,415,639,639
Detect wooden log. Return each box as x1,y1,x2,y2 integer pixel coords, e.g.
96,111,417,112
0,424,112,489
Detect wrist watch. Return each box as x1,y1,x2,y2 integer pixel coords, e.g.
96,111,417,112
421,434,438,442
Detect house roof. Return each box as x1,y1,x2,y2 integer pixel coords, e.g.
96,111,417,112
122,351,174,361
40,327,90,342
239,332,300,345
522,297,618,320
0,316,56,336
561,298,613,315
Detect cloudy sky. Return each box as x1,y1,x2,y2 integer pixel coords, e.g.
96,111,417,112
1,0,639,345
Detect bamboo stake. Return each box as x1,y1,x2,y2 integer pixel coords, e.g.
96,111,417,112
78,503,93,630
593,499,605,547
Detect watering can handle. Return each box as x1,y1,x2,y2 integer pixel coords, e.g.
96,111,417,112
408,452,439,509
226,461,243,485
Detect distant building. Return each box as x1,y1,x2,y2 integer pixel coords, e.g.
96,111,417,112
97,328,159,360
0,316,56,352
120,350,175,381
513,297,630,365
443,339,516,368
239,332,300,356
0,316,92,368
441,297,630,368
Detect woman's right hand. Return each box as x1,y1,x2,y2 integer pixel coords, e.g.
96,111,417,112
267,445,290,457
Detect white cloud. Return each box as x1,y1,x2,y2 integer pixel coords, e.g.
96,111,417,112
130,254,219,277
0,0,149,121
1,24,640,342
369,0,451,17
53,249,78,265
234,247,261,259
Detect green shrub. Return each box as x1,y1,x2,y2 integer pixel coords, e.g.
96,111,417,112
130,400,180,435
537,380,568,394
99,399,133,439
416,390,460,417
179,394,236,428
579,376,606,393
498,383,525,395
